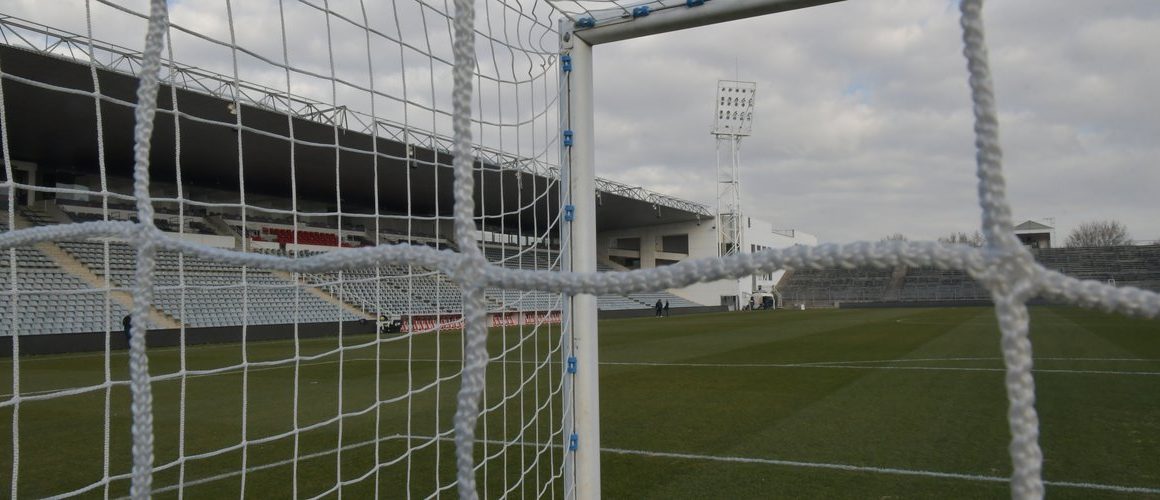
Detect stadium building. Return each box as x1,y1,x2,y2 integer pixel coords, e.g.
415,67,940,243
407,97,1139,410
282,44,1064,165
0,14,816,346
598,216,816,309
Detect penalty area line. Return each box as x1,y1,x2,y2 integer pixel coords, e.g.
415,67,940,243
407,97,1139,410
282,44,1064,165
599,360,1160,376
605,447,1160,495
133,432,1160,496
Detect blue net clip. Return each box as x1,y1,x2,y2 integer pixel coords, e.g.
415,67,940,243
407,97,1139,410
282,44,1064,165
632,6,650,17
563,129,574,147
563,205,575,222
561,55,572,72
569,433,578,451
575,16,596,28
686,0,705,6
567,356,577,373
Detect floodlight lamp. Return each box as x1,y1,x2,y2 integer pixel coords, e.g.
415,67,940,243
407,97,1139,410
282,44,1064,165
712,80,756,136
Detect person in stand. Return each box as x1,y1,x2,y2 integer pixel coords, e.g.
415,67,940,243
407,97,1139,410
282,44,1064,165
654,299,663,317
663,300,670,317
122,314,132,346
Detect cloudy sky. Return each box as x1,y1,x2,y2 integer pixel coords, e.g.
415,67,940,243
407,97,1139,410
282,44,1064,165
4,0,1158,244
588,0,1160,243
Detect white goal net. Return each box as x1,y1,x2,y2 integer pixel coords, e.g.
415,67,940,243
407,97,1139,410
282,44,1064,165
1,0,1158,499
1,0,564,498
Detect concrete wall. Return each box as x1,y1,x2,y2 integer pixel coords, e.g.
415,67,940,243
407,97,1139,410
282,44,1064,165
0,321,375,357
175,233,235,248
79,233,235,249
839,300,993,309
598,305,726,319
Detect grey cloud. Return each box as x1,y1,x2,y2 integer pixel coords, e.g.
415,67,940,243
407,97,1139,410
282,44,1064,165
5,0,1157,244
586,0,1160,244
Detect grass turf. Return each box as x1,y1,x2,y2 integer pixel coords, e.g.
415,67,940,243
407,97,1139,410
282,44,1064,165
1,306,1158,498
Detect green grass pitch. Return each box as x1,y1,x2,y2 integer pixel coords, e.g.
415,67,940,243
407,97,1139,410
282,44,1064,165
1,306,1158,498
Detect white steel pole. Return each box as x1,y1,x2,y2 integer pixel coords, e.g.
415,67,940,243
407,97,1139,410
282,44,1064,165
574,0,842,46
731,134,742,298
732,134,740,255
714,137,722,257
564,31,601,500
557,20,576,499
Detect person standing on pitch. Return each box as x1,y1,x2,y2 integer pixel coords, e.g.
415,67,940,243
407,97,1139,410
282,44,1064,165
654,299,663,317
663,300,670,317
122,314,132,346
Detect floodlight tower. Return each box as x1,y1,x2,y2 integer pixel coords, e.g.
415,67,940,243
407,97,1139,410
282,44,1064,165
713,80,756,259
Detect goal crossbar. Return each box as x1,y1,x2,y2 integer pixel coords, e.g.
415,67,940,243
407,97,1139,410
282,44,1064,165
570,0,843,45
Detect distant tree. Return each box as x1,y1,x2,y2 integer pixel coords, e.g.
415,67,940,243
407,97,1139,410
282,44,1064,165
881,233,907,242
1065,220,1131,248
938,230,985,247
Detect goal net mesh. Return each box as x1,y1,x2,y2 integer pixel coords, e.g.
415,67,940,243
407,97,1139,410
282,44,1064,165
1,0,1158,499
1,0,564,498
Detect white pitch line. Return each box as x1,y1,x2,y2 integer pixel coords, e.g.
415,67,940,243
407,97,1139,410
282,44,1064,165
794,356,998,366
604,447,1160,495
1037,357,1160,362
598,360,1160,376
705,356,1160,367
6,355,1160,399
0,354,561,400
136,432,1160,497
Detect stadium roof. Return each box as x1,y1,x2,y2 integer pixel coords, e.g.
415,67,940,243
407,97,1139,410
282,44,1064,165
1015,220,1053,231
0,15,710,234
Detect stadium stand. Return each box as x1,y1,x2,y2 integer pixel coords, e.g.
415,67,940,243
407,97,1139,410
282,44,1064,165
1032,246,1160,291
594,260,695,311
3,188,704,337
261,227,343,247
486,289,560,312
17,206,57,226
10,197,1160,335
0,245,136,335
779,268,894,307
1,211,145,334
305,266,445,316
630,292,700,309
596,295,650,311
58,241,362,328
779,245,1160,308
292,244,697,321
482,246,697,311
898,267,990,301
56,199,220,236
35,203,1160,334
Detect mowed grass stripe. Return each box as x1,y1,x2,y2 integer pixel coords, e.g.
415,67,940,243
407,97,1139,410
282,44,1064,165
0,307,1156,498
155,433,1160,498
603,446,1160,495
1047,306,1160,360
598,308,925,365
9,355,1158,404
598,308,987,483
597,307,1159,498
1024,308,1160,490
0,325,564,498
